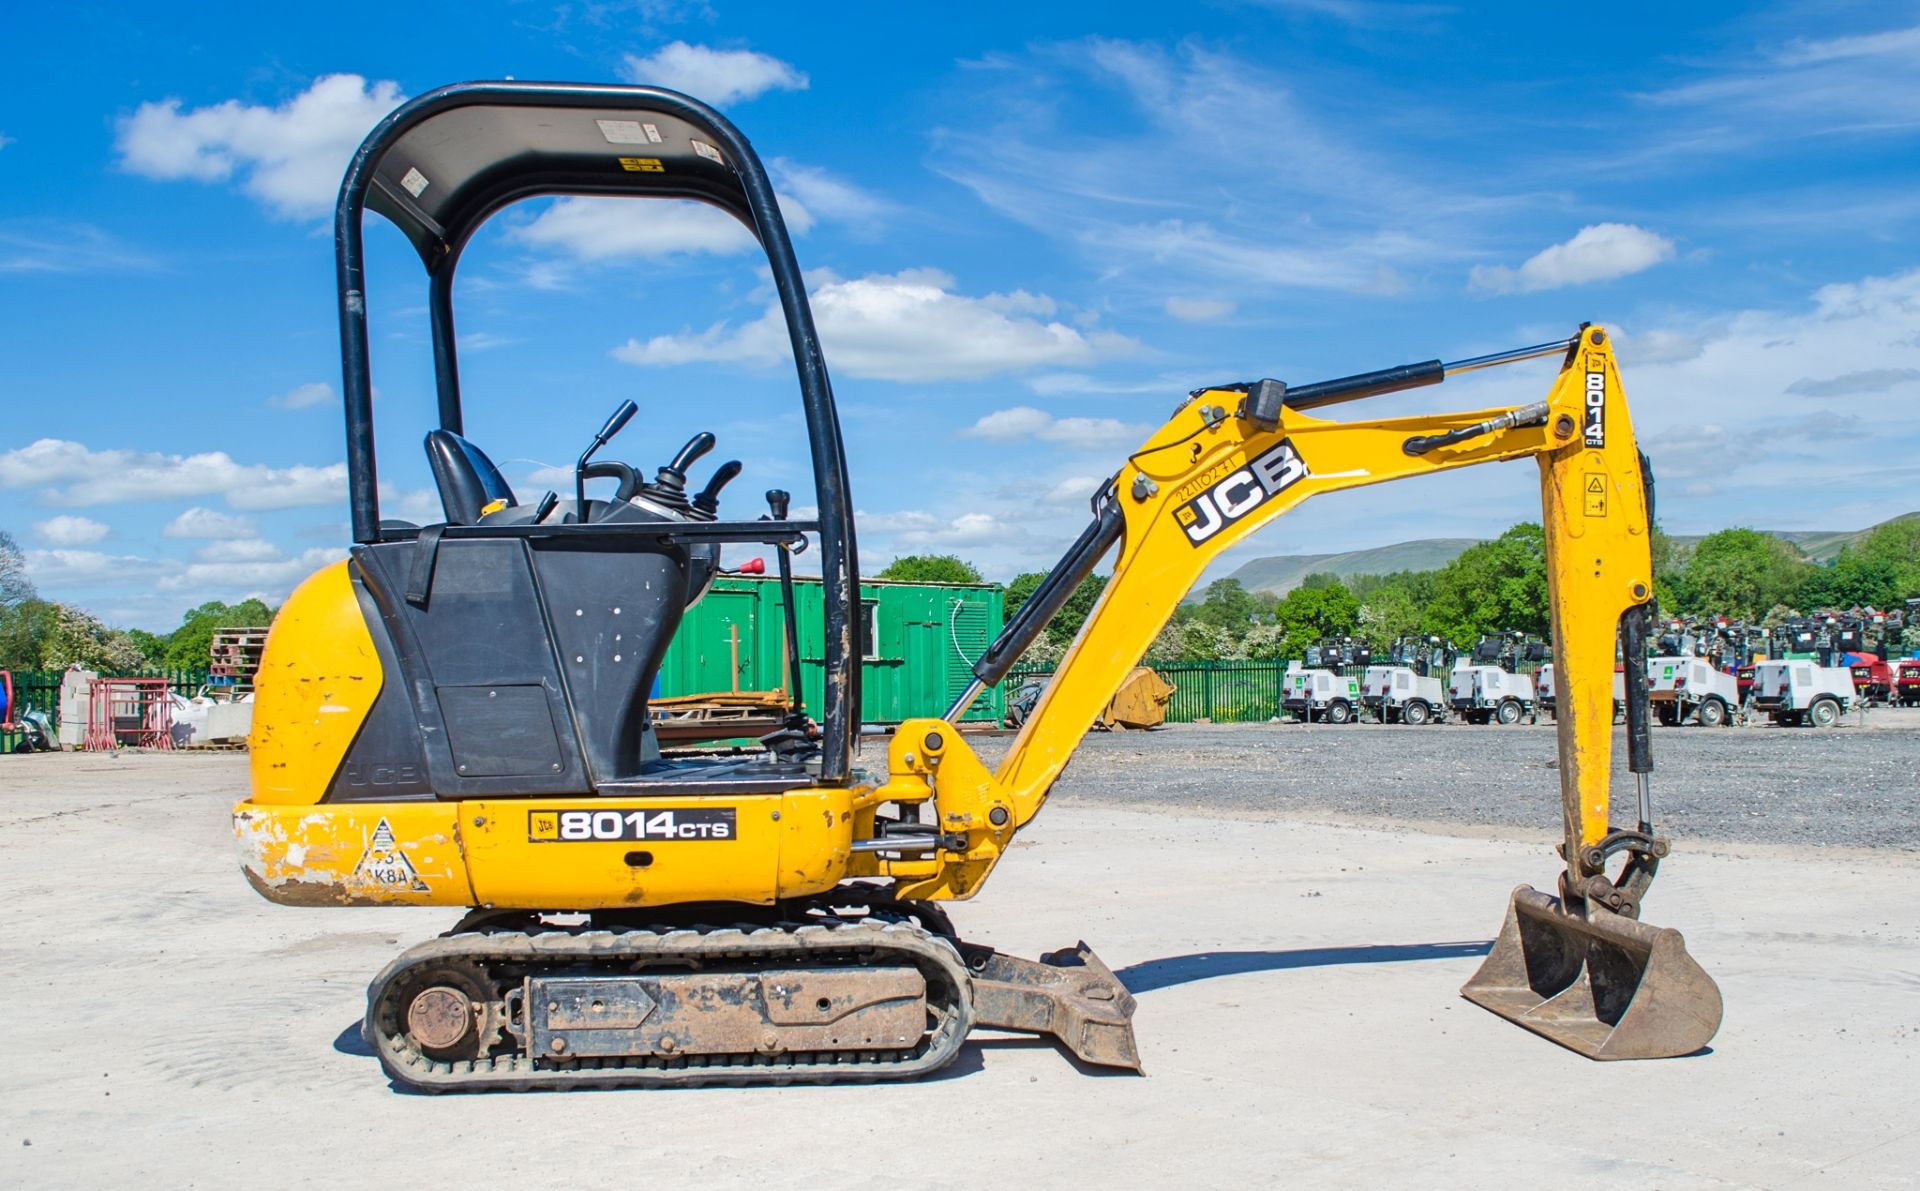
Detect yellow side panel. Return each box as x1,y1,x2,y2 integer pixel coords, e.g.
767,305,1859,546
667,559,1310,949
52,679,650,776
463,788,854,910
249,561,382,806
234,802,471,907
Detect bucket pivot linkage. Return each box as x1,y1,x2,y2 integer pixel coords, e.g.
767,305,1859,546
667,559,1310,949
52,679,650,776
1462,606,1723,1060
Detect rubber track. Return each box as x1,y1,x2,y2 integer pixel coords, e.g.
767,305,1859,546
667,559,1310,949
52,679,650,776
365,920,975,1092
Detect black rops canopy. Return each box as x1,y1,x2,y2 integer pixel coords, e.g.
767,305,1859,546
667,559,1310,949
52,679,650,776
331,80,859,780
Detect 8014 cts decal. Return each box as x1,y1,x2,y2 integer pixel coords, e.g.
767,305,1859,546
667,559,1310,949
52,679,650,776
1583,370,1606,447
529,808,737,842
1173,439,1311,546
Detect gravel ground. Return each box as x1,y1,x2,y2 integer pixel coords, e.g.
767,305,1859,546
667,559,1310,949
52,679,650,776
966,710,1920,851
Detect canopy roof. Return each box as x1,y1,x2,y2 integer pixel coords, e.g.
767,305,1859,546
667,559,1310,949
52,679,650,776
346,81,768,271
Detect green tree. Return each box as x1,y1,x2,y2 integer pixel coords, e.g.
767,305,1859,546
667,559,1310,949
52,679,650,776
1272,580,1361,659
1673,529,1811,621
1355,571,1433,650
163,598,275,669
1144,619,1237,662
875,554,983,584
0,599,62,670
1003,571,1046,618
0,530,34,609
1193,578,1260,634
1798,517,1920,610
1003,569,1108,649
1421,523,1549,643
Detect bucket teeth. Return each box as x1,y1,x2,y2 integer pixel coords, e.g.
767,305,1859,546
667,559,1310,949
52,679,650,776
1462,885,1723,1060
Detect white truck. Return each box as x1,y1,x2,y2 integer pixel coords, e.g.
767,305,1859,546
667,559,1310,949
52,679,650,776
1646,656,1739,727
1447,663,1535,725
1360,664,1445,725
1281,662,1362,724
1751,660,1854,727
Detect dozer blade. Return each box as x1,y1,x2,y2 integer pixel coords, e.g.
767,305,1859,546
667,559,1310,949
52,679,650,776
968,942,1143,1071
1461,886,1722,1060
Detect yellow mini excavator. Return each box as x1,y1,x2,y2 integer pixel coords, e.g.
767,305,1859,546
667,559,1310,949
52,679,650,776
234,81,1723,1090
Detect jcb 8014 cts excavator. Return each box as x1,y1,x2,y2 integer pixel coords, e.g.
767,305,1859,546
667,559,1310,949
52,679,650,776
234,81,1722,1090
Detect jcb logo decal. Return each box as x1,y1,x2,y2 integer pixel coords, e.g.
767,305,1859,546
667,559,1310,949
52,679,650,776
1583,370,1606,448
1174,440,1310,546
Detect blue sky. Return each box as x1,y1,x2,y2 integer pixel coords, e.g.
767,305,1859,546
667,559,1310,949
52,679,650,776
3,1,1919,631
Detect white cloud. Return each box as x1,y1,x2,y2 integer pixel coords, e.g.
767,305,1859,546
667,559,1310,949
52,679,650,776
158,544,344,594
769,158,895,226
269,381,335,410
861,509,1026,550
34,515,110,546
0,220,158,274
933,40,1478,303
0,132,13,150
195,538,283,563
165,507,257,539
1783,368,1920,398
115,74,405,219
614,268,1136,382
512,195,773,262
1165,296,1235,322
620,42,809,105
24,549,172,587
457,331,517,353
0,439,347,510
1646,22,1920,139
1469,224,1675,294
961,407,1146,450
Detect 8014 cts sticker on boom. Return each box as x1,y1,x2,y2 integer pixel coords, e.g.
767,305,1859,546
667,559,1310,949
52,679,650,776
529,808,738,842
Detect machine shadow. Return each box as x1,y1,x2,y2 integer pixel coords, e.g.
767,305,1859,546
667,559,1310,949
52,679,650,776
333,1022,376,1058
1117,941,1493,995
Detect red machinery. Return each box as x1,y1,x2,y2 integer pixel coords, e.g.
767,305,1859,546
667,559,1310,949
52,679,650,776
1894,659,1920,707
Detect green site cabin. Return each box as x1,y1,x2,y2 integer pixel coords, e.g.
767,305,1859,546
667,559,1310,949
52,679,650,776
657,576,1006,724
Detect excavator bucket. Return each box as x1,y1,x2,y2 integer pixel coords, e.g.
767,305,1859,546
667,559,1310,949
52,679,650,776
968,942,1143,1071
1462,886,1722,1060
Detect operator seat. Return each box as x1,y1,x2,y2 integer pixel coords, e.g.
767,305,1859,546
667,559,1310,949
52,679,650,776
425,429,517,524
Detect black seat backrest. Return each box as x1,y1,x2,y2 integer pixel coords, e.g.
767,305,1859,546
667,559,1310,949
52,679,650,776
425,430,516,525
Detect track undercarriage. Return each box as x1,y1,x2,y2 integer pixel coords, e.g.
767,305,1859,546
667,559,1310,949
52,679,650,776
366,893,1140,1092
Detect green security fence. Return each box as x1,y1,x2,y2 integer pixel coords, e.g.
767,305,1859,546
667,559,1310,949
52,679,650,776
1006,659,1294,724
2,668,211,750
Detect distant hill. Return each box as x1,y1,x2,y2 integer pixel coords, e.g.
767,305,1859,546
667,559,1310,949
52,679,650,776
1668,511,1920,565
1215,538,1482,597
1206,512,1920,598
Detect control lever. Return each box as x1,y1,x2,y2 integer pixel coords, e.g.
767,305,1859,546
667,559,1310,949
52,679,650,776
767,488,807,720
691,460,743,518
532,491,560,523
639,432,716,511
575,399,639,525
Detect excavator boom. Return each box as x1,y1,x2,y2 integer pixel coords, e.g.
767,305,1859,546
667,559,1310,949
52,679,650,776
863,325,1722,1060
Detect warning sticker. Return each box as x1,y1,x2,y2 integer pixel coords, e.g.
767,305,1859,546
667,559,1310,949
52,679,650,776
400,167,429,198
619,157,666,173
690,139,725,165
351,818,430,892
1583,472,1608,518
596,119,655,145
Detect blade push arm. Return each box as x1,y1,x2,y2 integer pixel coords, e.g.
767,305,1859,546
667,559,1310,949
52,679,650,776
864,327,1649,904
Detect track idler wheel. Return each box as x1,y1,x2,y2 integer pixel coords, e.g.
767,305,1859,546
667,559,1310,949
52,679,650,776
382,962,503,1062
1461,885,1722,1060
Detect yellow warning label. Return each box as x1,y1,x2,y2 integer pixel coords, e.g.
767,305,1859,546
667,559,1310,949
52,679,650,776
619,157,665,172
1583,472,1607,517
